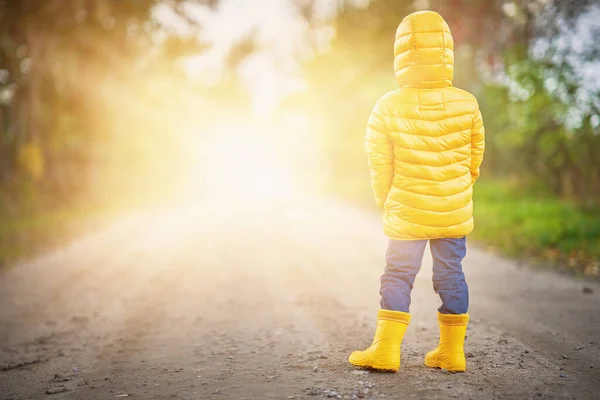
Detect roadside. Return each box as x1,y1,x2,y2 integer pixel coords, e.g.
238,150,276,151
471,180,600,278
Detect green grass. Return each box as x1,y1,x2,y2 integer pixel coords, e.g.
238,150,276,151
0,204,119,267
472,180,600,277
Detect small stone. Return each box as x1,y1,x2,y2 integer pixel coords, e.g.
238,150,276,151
313,366,318,372
576,345,585,351
559,374,567,379
351,370,368,375
115,395,130,398
498,339,508,345
582,287,594,294
46,387,69,395
441,368,449,373
562,354,569,359
524,350,530,354
466,352,474,358
307,387,321,395
287,396,296,399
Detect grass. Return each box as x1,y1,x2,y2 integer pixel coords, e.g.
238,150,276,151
472,180,600,277
0,202,121,267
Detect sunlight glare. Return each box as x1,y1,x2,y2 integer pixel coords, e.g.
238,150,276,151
183,121,295,204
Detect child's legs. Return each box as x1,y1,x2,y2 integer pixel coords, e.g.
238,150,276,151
380,239,428,312
430,237,468,314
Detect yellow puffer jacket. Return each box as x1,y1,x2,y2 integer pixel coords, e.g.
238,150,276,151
366,10,485,240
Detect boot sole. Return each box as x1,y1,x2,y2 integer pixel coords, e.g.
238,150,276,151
424,360,465,373
349,360,398,373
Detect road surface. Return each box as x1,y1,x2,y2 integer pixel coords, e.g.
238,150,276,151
1,200,599,399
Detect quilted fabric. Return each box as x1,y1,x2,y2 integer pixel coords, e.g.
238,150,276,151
366,10,485,240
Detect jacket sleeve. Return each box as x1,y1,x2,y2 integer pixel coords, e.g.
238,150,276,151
470,105,485,184
365,103,394,209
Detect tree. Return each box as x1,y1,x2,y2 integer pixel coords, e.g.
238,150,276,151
0,0,213,206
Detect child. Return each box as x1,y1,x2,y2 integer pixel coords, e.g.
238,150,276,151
348,10,485,373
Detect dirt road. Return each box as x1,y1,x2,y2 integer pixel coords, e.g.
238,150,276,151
1,200,599,399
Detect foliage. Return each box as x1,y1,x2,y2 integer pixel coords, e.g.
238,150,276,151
0,0,209,201
472,180,600,277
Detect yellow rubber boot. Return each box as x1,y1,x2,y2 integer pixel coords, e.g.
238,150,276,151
424,312,469,372
348,309,410,372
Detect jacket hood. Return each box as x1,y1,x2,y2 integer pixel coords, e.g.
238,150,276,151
394,10,454,88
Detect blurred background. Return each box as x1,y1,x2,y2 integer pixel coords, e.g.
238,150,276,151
0,0,599,276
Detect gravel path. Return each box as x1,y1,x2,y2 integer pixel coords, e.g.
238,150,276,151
1,200,599,399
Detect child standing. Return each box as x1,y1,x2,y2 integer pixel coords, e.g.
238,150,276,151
348,10,485,373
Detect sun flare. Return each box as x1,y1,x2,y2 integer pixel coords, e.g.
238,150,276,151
179,120,296,203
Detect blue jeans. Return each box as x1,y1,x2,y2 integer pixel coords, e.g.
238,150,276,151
380,237,468,314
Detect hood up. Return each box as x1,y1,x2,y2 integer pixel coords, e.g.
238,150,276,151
394,10,454,88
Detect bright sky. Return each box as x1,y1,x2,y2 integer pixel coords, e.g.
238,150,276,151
154,0,347,115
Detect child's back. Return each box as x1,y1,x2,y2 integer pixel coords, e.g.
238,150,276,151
366,10,485,239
